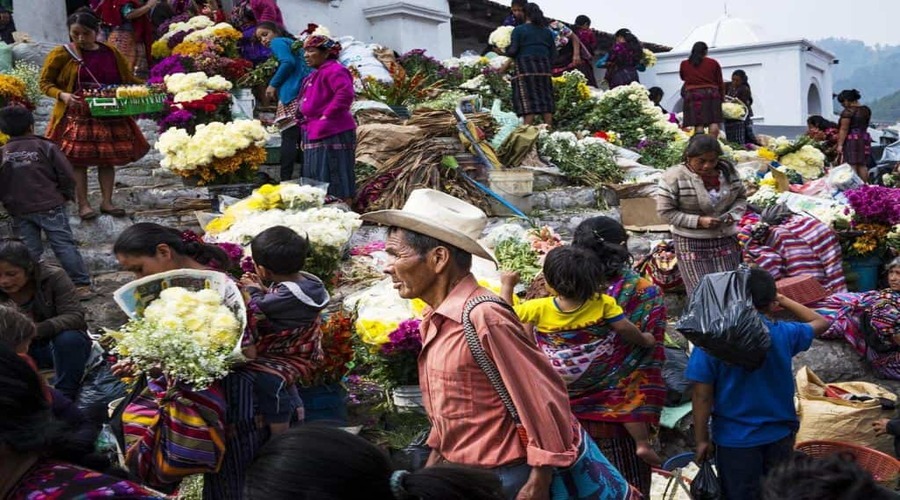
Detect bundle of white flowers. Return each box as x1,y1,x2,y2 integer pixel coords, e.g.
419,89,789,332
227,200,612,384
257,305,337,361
779,145,826,181
110,287,242,388
164,72,233,102
489,26,514,50
747,185,781,208
161,15,215,41
722,102,747,120
156,119,269,174
641,49,657,68
182,22,241,44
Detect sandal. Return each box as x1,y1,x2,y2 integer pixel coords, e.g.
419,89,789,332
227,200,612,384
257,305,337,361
100,207,127,217
79,210,99,221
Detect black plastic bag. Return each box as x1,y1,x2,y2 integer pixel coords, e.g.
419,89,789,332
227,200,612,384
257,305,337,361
690,460,722,500
75,359,127,426
676,269,771,371
663,347,692,406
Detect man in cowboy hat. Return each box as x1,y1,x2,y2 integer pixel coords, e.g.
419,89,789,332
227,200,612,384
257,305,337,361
362,189,581,499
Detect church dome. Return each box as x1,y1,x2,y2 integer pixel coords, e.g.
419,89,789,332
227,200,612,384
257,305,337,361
672,15,767,52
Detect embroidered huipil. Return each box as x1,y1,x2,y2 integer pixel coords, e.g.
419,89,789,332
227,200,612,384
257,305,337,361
418,275,580,468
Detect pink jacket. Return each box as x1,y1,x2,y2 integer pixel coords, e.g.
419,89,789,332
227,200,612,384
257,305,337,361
299,60,356,141
250,0,284,26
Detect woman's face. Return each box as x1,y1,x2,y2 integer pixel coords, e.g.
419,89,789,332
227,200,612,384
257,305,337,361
731,74,741,87
69,23,98,49
616,35,626,44
0,261,30,296
687,151,720,175
888,266,900,292
304,47,328,68
116,245,178,279
256,27,276,47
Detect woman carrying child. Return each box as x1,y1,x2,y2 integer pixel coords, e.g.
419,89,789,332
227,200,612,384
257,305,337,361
512,216,667,497
502,244,661,493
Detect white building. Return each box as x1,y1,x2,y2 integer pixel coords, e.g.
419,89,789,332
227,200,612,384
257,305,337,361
641,15,837,127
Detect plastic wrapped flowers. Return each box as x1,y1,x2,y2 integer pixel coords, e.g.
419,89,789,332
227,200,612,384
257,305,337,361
109,272,245,389
722,102,746,120
778,145,826,181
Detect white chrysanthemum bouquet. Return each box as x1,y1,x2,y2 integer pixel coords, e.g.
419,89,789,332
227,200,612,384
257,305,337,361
489,26,514,51
722,101,747,120
110,271,247,389
164,72,233,103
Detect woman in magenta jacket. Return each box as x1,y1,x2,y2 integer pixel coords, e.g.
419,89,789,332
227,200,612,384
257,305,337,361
299,35,356,203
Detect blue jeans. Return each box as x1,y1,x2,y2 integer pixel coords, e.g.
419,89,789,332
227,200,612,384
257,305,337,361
29,330,92,400
494,462,531,500
715,433,795,500
12,206,91,286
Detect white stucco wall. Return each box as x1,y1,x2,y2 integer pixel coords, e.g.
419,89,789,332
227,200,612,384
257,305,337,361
641,40,835,127
269,0,453,60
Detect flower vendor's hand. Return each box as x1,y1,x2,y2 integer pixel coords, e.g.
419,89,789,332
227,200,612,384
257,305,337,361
873,418,891,436
265,85,277,102
240,273,264,290
59,92,79,106
698,216,722,229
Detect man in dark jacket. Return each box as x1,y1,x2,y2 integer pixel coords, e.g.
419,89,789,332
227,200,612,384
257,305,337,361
0,106,92,298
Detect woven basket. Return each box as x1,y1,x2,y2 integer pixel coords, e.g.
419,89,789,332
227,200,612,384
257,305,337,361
796,440,900,486
776,275,829,305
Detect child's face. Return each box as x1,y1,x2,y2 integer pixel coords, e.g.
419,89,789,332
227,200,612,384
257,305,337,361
254,264,273,283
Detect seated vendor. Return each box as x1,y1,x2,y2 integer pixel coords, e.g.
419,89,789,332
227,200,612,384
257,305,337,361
816,257,900,379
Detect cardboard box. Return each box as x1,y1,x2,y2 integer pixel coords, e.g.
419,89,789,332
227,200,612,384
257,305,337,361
620,197,667,230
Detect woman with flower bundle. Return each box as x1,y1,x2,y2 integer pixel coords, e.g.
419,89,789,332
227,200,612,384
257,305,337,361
546,18,594,87
519,217,667,497
256,21,314,182
806,115,840,165
507,3,556,127
299,34,357,203
679,41,725,137
836,89,873,183
725,69,759,146
657,134,747,295
603,29,642,89
39,10,149,220
112,222,264,497
96,0,156,79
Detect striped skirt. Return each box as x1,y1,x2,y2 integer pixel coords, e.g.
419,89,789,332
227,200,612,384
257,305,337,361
682,87,723,127
512,56,555,117
673,234,742,295
724,119,747,145
842,129,871,166
301,129,357,199
50,101,150,168
107,28,148,79
580,420,651,498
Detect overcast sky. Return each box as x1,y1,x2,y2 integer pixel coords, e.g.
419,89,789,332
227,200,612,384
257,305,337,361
544,0,900,48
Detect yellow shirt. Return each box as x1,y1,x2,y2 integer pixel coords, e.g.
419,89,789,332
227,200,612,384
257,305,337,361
513,294,625,333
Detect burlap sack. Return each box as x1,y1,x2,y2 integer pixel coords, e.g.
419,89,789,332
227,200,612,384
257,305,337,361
355,124,425,169
795,366,897,455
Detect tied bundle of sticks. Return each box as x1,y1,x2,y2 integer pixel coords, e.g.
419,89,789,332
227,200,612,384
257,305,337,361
354,138,490,213
407,109,497,138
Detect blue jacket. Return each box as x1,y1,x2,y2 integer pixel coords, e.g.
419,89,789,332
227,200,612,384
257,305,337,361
269,37,314,105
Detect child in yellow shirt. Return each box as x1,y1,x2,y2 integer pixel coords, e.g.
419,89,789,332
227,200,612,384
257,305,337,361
501,245,662,466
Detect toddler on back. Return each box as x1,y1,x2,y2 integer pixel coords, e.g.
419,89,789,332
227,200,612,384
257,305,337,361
240,226,329,435
502,245,662,466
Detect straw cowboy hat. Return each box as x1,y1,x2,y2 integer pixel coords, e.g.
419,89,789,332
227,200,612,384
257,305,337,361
361,189,496,265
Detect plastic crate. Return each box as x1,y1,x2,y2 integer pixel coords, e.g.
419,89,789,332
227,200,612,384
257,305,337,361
87,94,166,117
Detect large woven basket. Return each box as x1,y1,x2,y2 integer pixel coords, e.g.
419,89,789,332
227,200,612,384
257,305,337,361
776,275,829,305
796,440,900,486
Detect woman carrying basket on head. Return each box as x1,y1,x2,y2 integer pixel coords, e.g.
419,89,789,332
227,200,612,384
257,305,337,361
39,9,149,221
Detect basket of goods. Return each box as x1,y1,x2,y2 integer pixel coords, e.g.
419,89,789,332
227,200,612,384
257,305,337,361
86,85,166,117
722,96,749,121
775,275,829,306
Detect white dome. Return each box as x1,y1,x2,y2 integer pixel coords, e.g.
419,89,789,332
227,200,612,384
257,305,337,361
672,15,767,52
